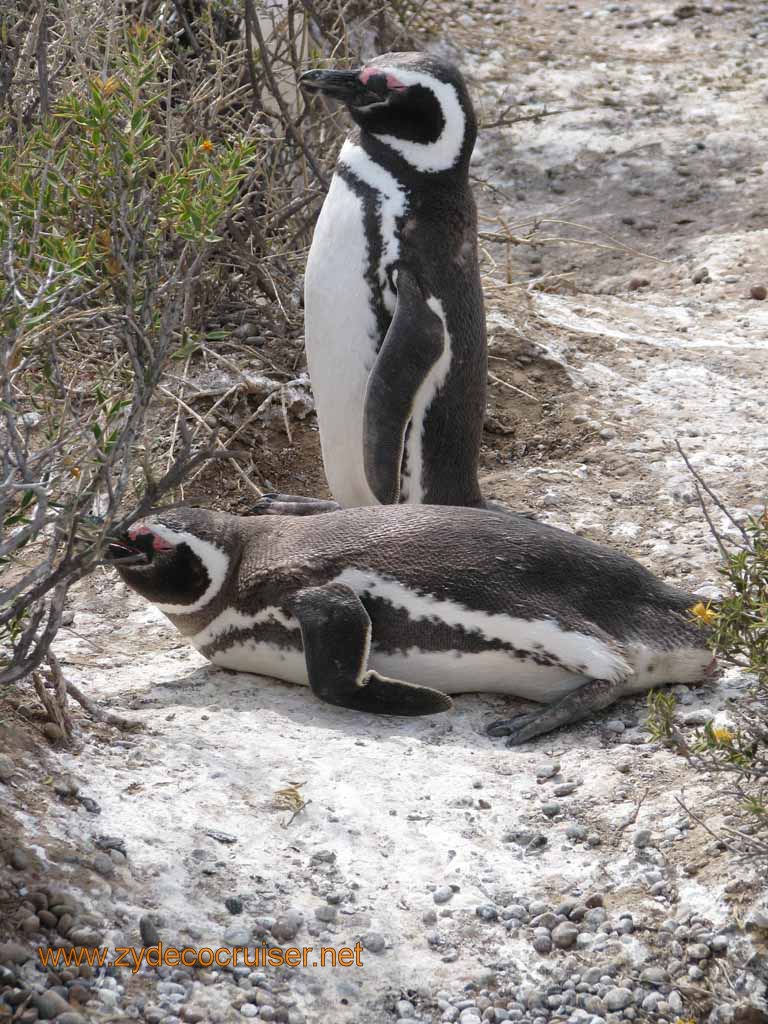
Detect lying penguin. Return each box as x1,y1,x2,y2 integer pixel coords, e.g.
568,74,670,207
107,505,715,745
263,52,489,515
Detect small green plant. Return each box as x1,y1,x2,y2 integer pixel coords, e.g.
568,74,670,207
647,508,768,860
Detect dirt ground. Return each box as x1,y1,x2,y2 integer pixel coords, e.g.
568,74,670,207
3,1,768,1023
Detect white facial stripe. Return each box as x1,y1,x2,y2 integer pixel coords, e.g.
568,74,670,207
188,605,297,648
400,295,451,504
367,67,466,173
338,140,407,304
333,569,631,683
148,525,230,616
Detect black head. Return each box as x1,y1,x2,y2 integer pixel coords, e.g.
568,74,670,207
300,52,476,174
106,508,239,615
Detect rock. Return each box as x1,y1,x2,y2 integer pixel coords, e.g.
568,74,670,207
688,942,712,959
0,942,32,964
552,922,579,948
566,824,587,841
271,910,303,942
314,905,337,923
57,1015,89,1024
641,966,668,985
750,284,767,300
33,991,72,1019
433,886,454,905
604,718,625,734
604,987,634,1011
362,932,386,953
628,276,650,290
42,722,64,741
396,1000,415,1017
140,915,161,946
0,755,14,782
476,905,498,921
91,852,114,876
223,926,251,946
240,1005,259,1018
225,896,244,915
68,928,102,947
634,829,653,848
532,933,552,954
553,782,579,796
675,3,698,16
692,266,710,283
541,803,560,818
9,847,31,870
536,761,560,780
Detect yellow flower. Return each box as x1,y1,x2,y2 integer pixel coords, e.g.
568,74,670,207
711,726,734,745
689,601,717,625
674,1018,697,1024
200,138,214,153
93,75,121,97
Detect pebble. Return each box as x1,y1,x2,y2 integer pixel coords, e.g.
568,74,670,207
688,942,712,959
0,755,14,782
633,829,653,849
433,886,454,905
140,915,161,946
91,852,114,876
271,911,303,942
750,284,767,300
603,719,625,734
536,761,560,780
551,922,579,949
33,991,73,1019
362,932,386,953
541,803,561,818
223,926,251,946
566,824,588,841
9,848,31,871
553,782,579,796
692,266,710,283
532,933,552,954
476,905,498,921
396,1000,415,1017
239,1005,259,1018
604,987,634,1011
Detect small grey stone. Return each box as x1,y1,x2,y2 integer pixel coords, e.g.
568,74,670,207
552,922,579,949
271,910,303,942
315,905,337,923
603,719,625,734
532,934,552,954
396,1000,415,1018
33,991,72,1019
68,928,102,947
140,914,161,946
57,1015,88,1024
633,829,653,849
476,904,498,921
541,803,561,818
91,852,114,876
604,987,634,1011
553,782,579,797
536,761,560,780
239,1005,259,1018
641,966,667,985
223,926,251,946
687,942,711,959
566,824,588,841
692,266,710,283
433,886,454,905
710,934,729,953
362,932,386,953
0,755,14,782
530,912,559,930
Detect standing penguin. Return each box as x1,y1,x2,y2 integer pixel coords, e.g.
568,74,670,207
269,52,488,513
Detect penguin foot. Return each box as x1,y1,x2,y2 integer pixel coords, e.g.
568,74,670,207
486,713,542,746
248,493,341,517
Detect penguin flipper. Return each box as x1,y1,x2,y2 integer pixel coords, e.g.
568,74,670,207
290,583,452,717
363,266,445,504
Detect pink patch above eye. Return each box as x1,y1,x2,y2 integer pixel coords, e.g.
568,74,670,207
359,67,406,91
127,525,173,551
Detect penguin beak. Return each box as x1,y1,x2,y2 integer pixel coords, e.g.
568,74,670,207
300,68,388,107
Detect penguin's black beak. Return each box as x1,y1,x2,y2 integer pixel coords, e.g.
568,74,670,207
104,532,152,567
300,68,388,107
